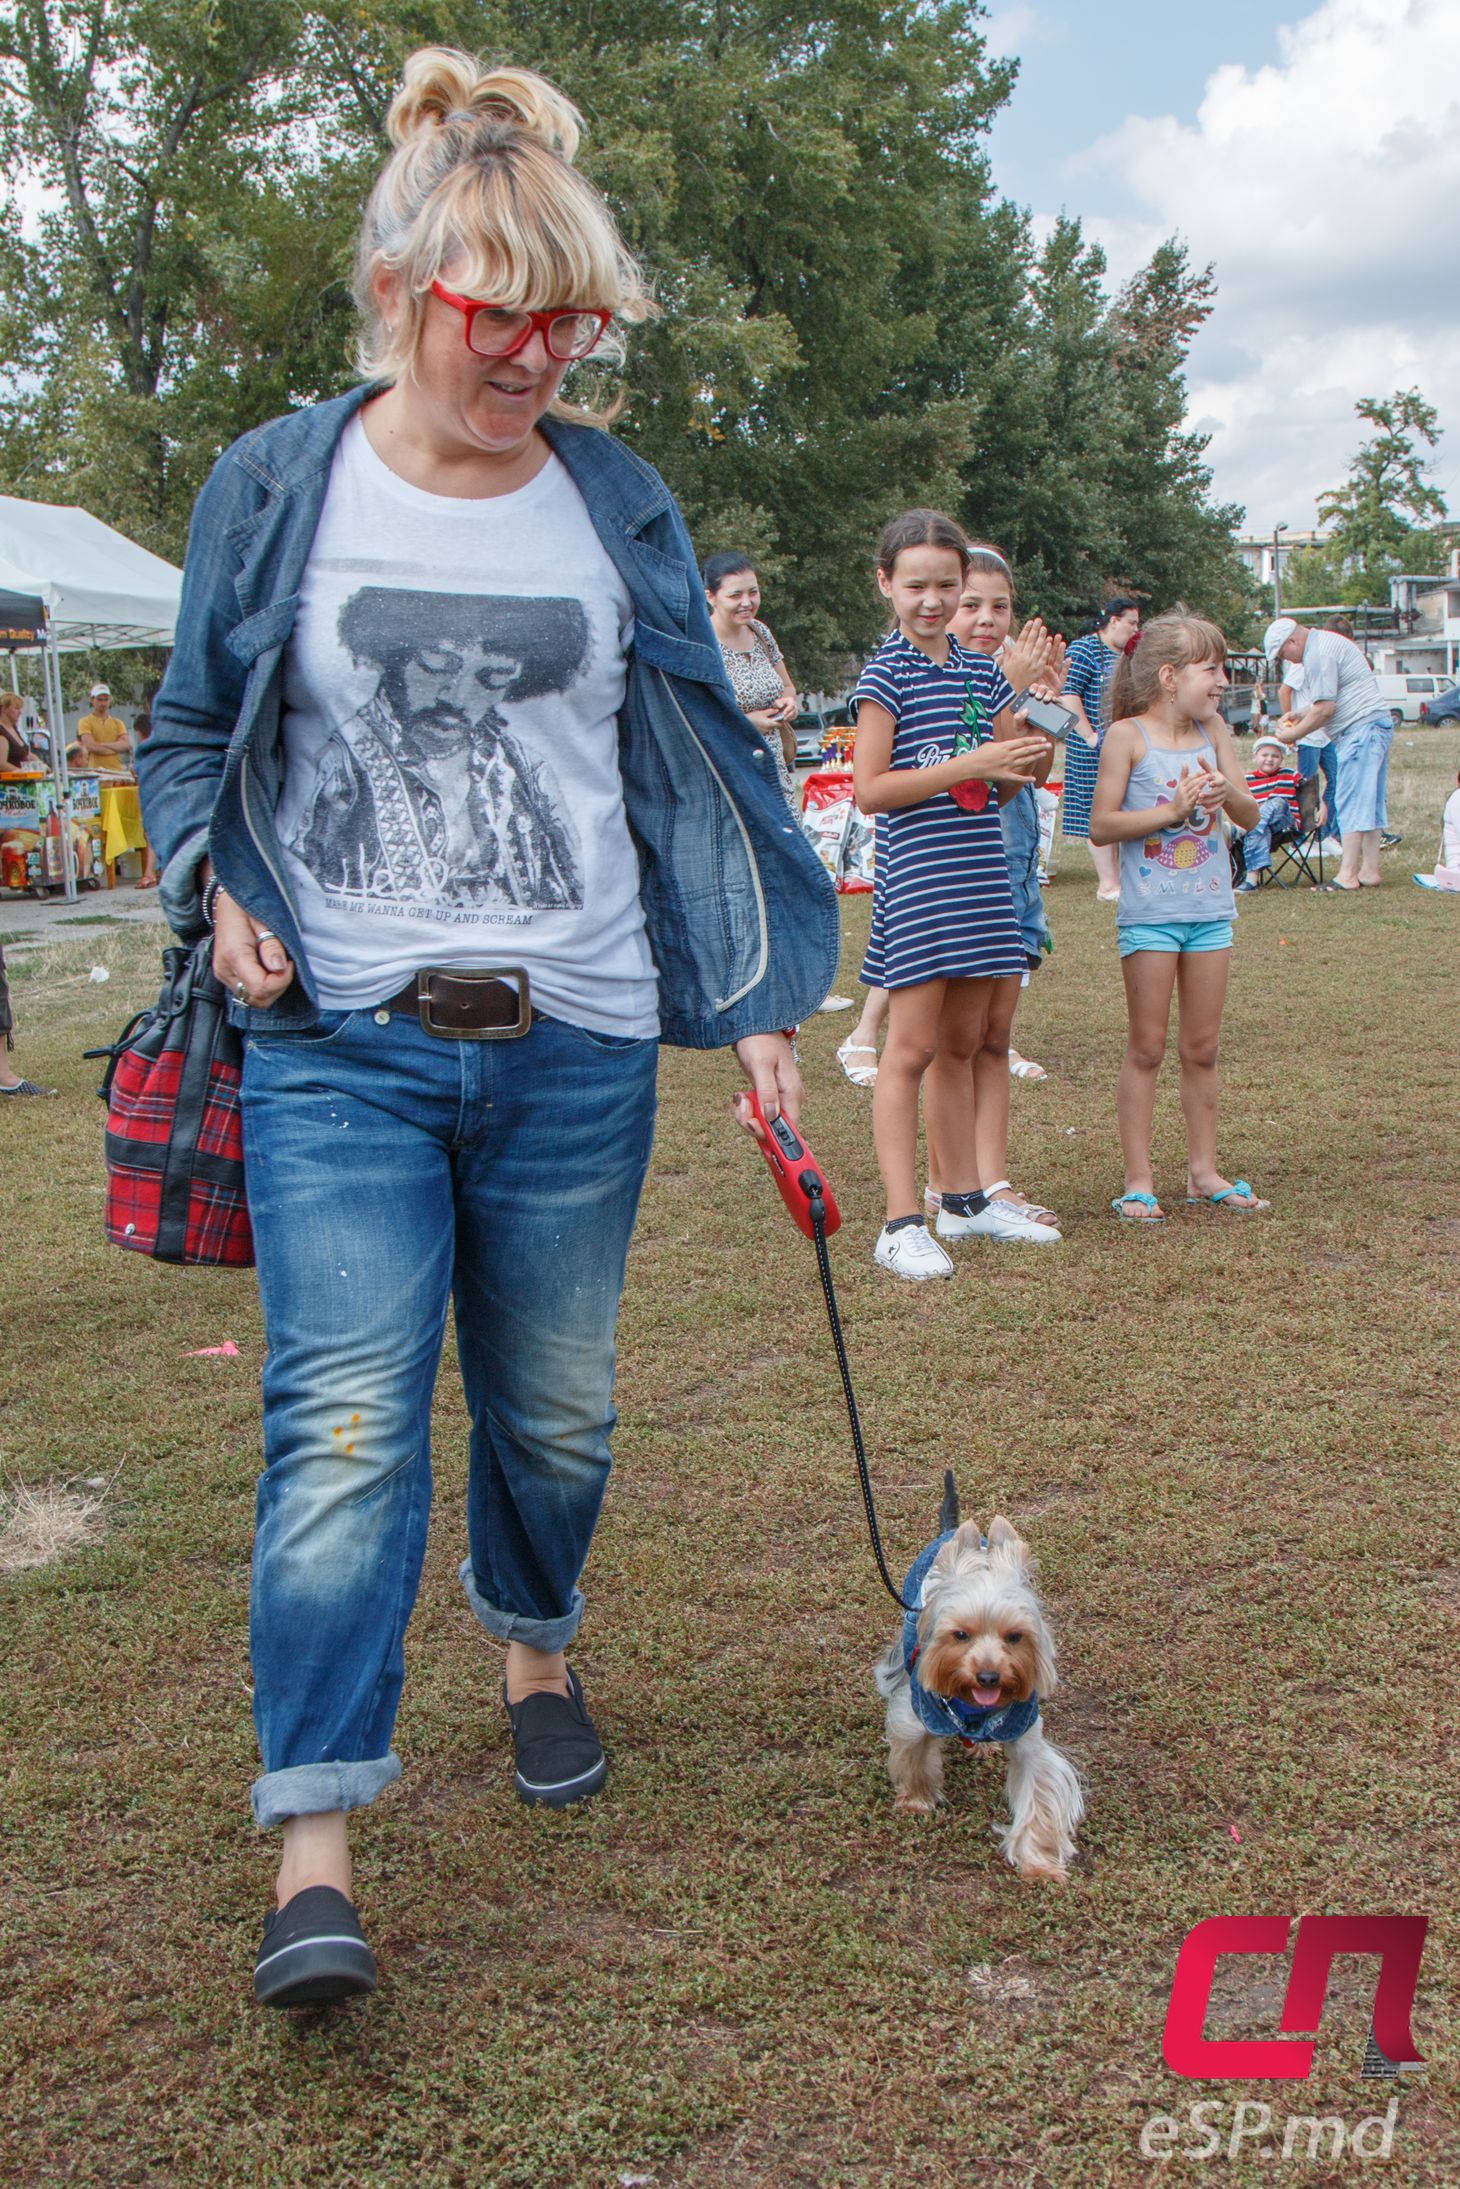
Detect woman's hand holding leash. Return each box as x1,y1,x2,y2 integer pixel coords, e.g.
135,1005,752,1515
732,1032,803,1134
213,888,295,1008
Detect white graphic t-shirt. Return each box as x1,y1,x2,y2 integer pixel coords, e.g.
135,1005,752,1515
276,415,658,1035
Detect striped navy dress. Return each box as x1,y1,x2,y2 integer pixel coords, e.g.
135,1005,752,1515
856,631,1026,989
1060,632,1118,839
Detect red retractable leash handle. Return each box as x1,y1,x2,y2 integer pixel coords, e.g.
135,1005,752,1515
743,1092,841,1239
741,1090,910,1611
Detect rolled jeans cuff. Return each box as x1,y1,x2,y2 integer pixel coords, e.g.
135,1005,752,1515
459,1557,585,1653
250,1753,402,1831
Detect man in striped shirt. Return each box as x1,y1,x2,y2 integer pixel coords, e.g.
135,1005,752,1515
1236,734,1302,889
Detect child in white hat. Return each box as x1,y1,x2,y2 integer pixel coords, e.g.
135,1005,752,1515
1236,733,1301,890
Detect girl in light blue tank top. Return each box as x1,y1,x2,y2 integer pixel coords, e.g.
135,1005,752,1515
1088,613,1269,1223
1116,719,1235,926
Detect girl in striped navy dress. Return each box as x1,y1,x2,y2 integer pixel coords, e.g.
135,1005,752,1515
852,511,1051,1281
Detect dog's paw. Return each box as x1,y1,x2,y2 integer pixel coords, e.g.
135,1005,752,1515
894,1793,940,1815
1014,1856,1069,1883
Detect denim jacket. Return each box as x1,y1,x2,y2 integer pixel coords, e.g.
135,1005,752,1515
901,1533,1041,1746
138,386,839,1045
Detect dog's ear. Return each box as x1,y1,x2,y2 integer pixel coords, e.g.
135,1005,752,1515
986,1514,1029,1567
932,1519,983,1577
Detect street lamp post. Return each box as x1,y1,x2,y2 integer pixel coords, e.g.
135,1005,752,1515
1272,522,1288,619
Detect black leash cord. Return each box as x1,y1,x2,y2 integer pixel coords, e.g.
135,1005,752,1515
806,1189,913,1613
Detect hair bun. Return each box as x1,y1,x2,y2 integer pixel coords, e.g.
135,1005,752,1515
387,48,583,162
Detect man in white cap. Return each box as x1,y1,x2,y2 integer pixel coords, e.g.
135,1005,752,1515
74,682,132,774
1265,618,1392,890
1235,731,1302,890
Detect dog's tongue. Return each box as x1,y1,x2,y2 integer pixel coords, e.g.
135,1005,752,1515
970,1689,1002,1709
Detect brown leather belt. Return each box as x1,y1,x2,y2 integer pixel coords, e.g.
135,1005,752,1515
382,967,534,1040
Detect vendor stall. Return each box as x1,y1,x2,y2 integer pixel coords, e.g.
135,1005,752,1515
0,498,180,900
98,780,147,882
0,768,102,894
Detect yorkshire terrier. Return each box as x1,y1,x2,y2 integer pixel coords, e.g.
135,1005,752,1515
873,1474,1084,1880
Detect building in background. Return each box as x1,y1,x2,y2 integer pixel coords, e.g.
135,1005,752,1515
1234,529,1325,596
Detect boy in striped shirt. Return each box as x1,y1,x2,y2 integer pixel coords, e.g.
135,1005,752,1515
1236,733,1302,889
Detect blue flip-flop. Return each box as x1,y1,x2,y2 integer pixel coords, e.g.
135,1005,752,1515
1187,1178,1270,1212
1111,1191,1165,1222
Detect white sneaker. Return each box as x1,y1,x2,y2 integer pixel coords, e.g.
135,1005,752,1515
873,1222,955,1279
937,1196,1061,1244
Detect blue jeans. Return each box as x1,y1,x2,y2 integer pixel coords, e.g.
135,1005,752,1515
1333,714,1393,832
999,786,1049,960
239,1006,658,1828
1240,795,1298,874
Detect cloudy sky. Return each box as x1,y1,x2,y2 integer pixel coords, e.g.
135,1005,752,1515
983,0,1460,537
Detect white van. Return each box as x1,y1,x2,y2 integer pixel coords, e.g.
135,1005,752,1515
1373,672,1455,724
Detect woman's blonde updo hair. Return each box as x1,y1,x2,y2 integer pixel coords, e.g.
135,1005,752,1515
354,48,655,397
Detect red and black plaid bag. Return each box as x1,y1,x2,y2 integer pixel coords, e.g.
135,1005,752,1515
90,938,253,1266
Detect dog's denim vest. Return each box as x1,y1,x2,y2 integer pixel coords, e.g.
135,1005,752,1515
901,1532,1041,1745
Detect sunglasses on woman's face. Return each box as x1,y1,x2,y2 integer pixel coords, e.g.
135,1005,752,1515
429,282,611,362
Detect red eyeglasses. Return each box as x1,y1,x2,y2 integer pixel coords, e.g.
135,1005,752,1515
429,281,612,362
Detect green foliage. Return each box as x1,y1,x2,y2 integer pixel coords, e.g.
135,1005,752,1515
0,0,1253,678
960,229,1259,641
1316,388,1448,601
1278,541,1354,612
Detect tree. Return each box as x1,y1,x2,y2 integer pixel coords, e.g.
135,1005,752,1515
951,230,1257,640
1316,389,1447,600
1274,541,1347,613
1,1,1254,678
0,1,325,551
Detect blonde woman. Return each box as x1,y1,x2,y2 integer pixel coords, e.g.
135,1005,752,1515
139,49,835,2007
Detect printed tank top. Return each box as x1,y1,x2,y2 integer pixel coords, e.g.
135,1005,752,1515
1117,721,1235,925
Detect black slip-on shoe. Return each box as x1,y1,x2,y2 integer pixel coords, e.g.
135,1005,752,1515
253,1884,377,2009
503,1667,607,1809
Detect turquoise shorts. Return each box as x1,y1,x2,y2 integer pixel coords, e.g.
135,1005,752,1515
1117,918,1234,958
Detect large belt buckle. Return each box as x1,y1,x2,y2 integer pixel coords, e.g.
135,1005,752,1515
416,966,532,1041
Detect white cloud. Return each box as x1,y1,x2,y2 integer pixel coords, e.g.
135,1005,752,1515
1066,0,1460,531
984,7,1045,61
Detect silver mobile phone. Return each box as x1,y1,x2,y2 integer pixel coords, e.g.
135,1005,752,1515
1010,691,1077,740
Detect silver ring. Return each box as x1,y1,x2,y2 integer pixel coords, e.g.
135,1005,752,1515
254,929,277,945
234,980,248,1004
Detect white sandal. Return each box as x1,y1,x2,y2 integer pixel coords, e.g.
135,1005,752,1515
1008,1054,1048,1081
836,1039,878,1088
985,1179,1059,1228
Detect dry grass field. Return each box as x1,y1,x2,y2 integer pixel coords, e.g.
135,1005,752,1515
1,729,1456,2186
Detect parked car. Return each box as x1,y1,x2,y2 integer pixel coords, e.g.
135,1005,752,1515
1419,685,1460,726
1372,672,1456,726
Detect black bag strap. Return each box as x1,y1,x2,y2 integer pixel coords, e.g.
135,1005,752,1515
86,943,199,1101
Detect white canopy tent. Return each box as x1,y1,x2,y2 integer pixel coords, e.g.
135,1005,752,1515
0,496,182,898
0,495,182,650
